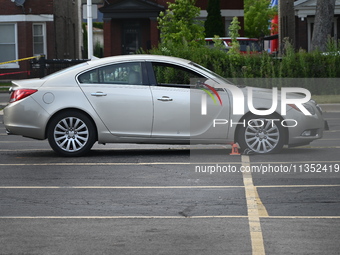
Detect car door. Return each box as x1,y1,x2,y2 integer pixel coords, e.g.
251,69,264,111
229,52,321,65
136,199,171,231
78,62,153,137
147,61,229,141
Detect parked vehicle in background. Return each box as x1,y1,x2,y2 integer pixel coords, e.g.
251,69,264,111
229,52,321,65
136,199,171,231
205,37,262,53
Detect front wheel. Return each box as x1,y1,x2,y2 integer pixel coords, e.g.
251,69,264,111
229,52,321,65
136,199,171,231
237,114,286,154
47,111,96,157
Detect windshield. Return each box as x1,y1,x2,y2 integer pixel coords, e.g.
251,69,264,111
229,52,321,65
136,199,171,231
189,62,234,85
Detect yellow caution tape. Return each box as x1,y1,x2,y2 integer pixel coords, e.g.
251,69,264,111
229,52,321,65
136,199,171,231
0,55,42,65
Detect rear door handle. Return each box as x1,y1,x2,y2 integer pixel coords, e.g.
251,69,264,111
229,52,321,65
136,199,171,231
91,92,107,97
157,96,173,102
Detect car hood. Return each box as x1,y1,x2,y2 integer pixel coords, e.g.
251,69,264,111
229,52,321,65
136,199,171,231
238,86,307,101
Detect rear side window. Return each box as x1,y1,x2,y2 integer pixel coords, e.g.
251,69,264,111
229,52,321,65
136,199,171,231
78,62,144,85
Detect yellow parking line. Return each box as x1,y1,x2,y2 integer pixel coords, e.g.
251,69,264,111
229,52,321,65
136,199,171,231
254,188,269,217
242,155,266,255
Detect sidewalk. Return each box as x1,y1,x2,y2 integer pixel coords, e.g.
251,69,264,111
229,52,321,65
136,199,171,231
319,104,340,113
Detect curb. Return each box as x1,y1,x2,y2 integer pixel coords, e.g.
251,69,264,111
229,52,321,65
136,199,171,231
319,104,340,113
0,86,10,93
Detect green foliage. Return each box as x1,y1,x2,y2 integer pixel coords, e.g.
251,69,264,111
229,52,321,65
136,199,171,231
228,17,241,55
94,41,103,58
244,0,277,38
82,23,88,59
147,40,340,95
93,22,103,30
204,0,225,37
212,35,225,50
157,0,205,47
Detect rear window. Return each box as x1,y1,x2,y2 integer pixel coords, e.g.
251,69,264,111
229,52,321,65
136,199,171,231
78,62,144,85
42,62,89,79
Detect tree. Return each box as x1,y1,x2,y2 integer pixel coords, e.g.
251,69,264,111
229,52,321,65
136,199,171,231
157,0,205,47
228,17,241,55
204,0,225,37
244,0,277,38
311,0,336,51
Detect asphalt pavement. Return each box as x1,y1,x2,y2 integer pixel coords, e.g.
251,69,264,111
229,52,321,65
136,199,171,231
1,92,340,254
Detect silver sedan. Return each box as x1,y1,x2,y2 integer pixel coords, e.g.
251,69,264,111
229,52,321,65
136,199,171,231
3,55,324,156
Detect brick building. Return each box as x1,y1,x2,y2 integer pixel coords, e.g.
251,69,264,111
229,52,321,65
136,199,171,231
99,0,244,56
0,0,82,79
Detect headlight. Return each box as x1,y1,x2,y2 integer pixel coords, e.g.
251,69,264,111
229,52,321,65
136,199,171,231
288,101,316,115
302,103,315,115
308,99,323,115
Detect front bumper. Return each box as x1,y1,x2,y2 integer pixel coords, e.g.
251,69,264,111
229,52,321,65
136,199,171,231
286,104,325,147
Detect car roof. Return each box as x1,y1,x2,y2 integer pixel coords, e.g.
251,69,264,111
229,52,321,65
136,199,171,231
86,54,192,67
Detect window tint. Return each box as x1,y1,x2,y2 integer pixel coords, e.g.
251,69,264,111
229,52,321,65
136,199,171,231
238,40,261,52
151,62,205,87
78,62,143,85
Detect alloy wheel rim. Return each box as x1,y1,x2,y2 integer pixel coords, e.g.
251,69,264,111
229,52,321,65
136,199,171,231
53,117,89,152
244,119,280,153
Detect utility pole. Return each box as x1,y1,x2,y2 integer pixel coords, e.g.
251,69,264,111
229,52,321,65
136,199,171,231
87,0,93,59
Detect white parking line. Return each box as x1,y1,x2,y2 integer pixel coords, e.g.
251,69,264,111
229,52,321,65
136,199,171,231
0,160,339,166
0,185,245,189
1,215,340,219
0,184,339,189
0,162,243,166
242,155,266,255
0,216,248,219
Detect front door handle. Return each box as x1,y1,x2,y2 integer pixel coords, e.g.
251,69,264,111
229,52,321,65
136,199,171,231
157,96,173,102
91,92,107,97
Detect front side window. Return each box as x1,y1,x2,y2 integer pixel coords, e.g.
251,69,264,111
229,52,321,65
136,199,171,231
33,24,46,56
0,23,18,68
151,62,205,87
78,62,144,85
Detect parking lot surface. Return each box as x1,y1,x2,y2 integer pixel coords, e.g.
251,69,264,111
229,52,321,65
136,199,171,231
1,93,340,254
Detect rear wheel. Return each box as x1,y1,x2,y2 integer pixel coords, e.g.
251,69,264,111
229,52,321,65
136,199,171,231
237,114,286,154
47,111,96,157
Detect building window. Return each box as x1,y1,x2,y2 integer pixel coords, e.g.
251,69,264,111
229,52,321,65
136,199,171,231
0,23,18,68
33,23,46,56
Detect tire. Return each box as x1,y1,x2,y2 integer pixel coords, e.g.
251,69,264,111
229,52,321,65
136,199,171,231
237,114,286,154
47,111,96,157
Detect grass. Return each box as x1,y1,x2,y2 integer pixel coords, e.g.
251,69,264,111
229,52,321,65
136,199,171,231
0,82,11,92
312,95,340,104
